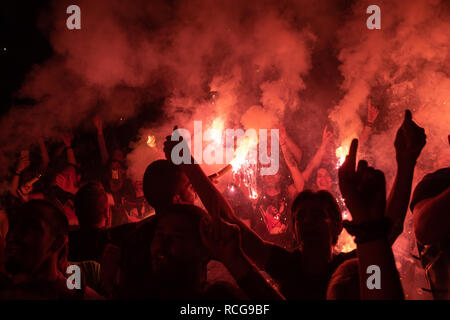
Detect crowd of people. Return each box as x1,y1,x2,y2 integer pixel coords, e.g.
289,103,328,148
0,108,448,300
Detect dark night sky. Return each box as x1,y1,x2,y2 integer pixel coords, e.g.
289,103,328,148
1,0,53,117
0,0,350,126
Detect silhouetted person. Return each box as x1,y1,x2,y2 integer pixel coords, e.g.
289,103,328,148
326,258,360,300
111,159,198,298
146,205,216,299
243,190,355,299
140,204,281,299
0,200,101,299
68,182,111,262
45,164,81,227
410,135,449,299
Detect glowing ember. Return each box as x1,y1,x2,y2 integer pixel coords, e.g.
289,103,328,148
146,135,156,148
249,189,259,199
231,161,259,200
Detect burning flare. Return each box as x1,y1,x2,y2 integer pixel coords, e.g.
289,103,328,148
230,135,258,172
335,146,348,167
335,138,353,168
207,117,225,146
335,228,356,253
146,135,156,148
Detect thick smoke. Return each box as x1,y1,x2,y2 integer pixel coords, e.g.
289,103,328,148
1,0,447,190
1,0,334,183
331,0,450,181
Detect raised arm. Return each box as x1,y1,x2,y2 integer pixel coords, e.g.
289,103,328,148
302,126,333,182
163,129,276,268
9,151,30,198
386,110,426,245
0,208,8,244
279,125,302,164
359,98,379,146
61,133,77,166
200,206,284,300
94,116,109,165
339,139,404,300
279,128,304,193
38,136,50,172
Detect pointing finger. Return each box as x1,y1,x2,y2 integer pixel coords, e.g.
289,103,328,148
344,139,358,172
404,109,412,122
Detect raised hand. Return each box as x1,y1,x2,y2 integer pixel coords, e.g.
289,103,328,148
19,182,34,196
321,125,333,147
163,126,192,164
55,173,78,194
394,110,426,166
163,127,177,162
61,133,74,148
16,151,30,174
278,123,303,166
338,139,386,224
93,116,103,133
278,124,287,146
367,98,379,124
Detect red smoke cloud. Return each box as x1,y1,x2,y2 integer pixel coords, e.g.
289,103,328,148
331,0,450,179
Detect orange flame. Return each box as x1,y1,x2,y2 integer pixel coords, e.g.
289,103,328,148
335,228,356,253
335,145,348,167
146,135,156,148
335,138,353,168
207,117,224,146
230,135,257,172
